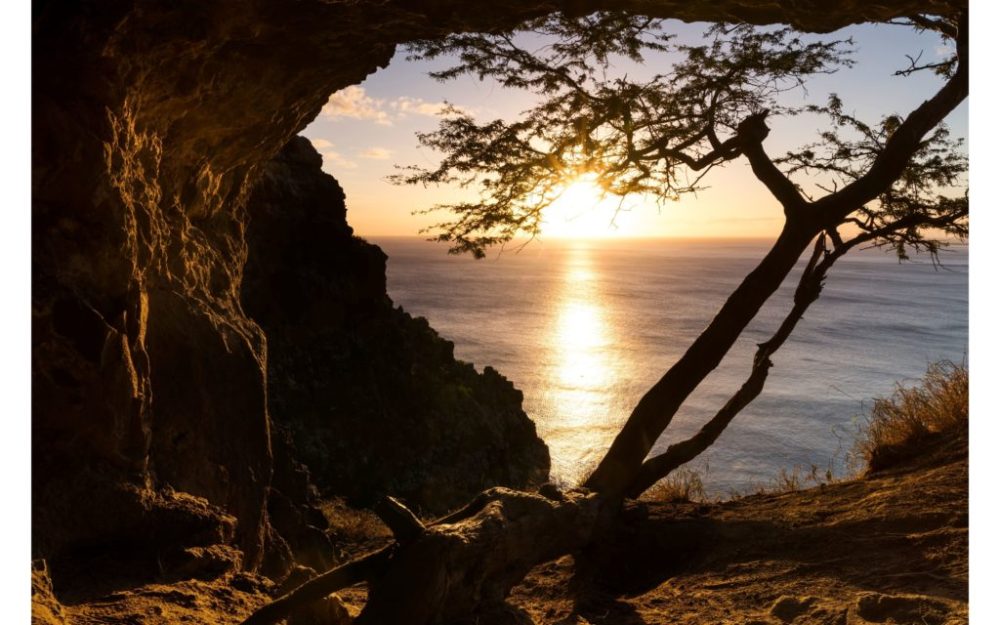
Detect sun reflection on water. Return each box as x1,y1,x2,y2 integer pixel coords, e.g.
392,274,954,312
541,247,619,482
554,301,609,392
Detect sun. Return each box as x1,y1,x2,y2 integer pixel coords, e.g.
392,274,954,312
541,175,625,239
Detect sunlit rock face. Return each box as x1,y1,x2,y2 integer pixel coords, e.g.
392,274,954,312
243,137,549,512
32,0,397,571
31,0,960,577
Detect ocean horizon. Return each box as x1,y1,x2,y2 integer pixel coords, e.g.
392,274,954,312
371,235,969,495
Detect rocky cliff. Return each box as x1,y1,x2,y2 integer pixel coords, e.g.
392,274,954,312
242,137,549,513
31,0,963,595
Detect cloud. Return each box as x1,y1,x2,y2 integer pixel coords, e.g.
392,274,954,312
934,43,954,58
310,138,334,150
319,87,472,126
360,147,393,160
322,150,357,170
321,86,391,125
392,97,469,118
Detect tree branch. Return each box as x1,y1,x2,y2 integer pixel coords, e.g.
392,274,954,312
815,13,967,226
737,112,808,214
239,490,512,625
907,14,959,39
655,136,741,170
625,194,966,498
240,547,396,625
374,496,426,544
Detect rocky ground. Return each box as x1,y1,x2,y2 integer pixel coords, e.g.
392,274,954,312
35,428,967,625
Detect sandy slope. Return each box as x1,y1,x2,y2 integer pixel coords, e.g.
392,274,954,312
506,431,968,625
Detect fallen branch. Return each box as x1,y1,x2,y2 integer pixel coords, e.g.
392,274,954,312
241,488,605,625
240,547,394,625
374,496,425,543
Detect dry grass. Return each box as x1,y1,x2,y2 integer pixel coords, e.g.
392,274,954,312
767,465,833,493
852,361,968,474
771,467,803,493
721,464,837,500
319,498,392,558
642,468,707,503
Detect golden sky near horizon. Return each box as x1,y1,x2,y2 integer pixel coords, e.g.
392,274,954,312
302,21,967,241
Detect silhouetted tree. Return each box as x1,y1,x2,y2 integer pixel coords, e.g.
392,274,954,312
395,11,968,498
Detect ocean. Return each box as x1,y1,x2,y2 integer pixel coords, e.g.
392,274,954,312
372,237,969,495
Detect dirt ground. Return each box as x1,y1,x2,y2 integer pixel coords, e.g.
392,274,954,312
35,432,967,625
503,431,968,625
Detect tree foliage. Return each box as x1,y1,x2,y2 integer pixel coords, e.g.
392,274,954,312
396,13,966,259
778,93,967,260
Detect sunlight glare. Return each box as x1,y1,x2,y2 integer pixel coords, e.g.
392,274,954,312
542,175,630,239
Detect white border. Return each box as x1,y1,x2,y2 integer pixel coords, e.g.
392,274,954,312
1,0,32,621
968,0,995,623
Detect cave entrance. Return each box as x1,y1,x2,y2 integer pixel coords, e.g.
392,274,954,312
292,17,968,497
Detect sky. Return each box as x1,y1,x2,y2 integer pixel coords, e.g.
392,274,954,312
302,19,968,240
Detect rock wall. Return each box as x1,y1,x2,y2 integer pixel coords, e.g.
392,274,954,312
31,0,962,584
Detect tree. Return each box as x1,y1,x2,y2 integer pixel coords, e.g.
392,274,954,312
243,10,967,625
395,11,968,499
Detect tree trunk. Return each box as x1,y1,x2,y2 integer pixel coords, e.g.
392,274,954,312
584,218,819,497
624,234,831,497
241,487,610,625
357,488,608,624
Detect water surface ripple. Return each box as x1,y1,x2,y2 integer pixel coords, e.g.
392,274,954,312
375,237,968,495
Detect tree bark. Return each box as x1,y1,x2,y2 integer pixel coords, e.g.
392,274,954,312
357,488,607,625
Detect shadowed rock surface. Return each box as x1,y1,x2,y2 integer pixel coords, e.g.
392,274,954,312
242,137,549,513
